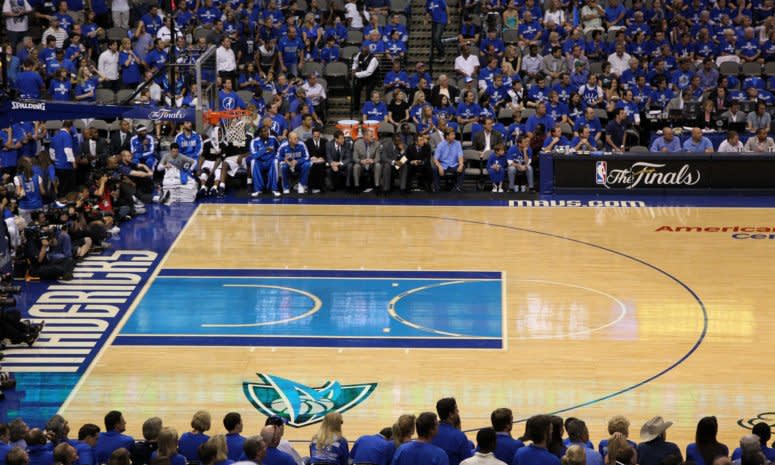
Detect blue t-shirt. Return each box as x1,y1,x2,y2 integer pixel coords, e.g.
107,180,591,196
150,452,185,465
225,433,245,461
685,443,729,465
512,444,560,465
431,423,473,465
351,434,395,465
178,432,209,462
362,101,389,121
683,136,714,153
494,433,524,464
74,441,96,465
392,441,449,465
426,0,448,24
95,431,135,464
309,437,349,465
263,447,296,465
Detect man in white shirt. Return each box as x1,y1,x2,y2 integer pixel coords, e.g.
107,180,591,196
717,131,745,152
111,0,129,28
453,43,480,79
460,428,506,465
607,42,632,77
216,37,237,83
344,0,363,29
41,16,68,48
98,39,119,90
302,73,327,120
3,0,33,47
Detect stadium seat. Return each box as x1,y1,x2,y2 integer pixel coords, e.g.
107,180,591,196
237,90,254,104
559,122,573,137
390,0,410,13
520,108,535,122
503,29,519,45
346,29,363,46
765,62,775,77
463,149,484,177
193,26,214,43
741,62,762,77
294,0,308,12
90,120,110,132
461,123,473,147
497,108,513,123
46,120,63,131
719,61,740,77
378,121,395,137
96,88,116,104
589,62,604,76
341,46,360,62
106,27,128,42
630,145,649,152
324,62,350,96
116,89,136,104
302,62,323,77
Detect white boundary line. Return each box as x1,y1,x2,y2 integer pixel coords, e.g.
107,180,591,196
58,204,203,413
501,270,508,352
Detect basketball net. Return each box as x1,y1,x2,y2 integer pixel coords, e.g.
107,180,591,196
204,109,253,148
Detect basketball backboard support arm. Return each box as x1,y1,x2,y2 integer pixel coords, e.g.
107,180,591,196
195,45,217,133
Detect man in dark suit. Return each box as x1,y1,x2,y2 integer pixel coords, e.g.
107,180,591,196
430,74,460,107
325,130,353,191
305,127,328,193
78,126,109,184
400,133,433,192
109,119,132,156
472,117,504,157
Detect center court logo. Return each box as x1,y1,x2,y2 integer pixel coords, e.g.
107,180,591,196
243,374,377,427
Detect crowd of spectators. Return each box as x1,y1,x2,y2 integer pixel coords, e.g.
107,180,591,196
2,0,775,196
2,402,774,465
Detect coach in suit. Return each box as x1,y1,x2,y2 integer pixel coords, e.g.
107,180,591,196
377,135,406,193
78,127,109,184
305,127,328,192
400,133,433,192
352,130,383,191
325,130,353,190
472,118,504,156
110,119,133,155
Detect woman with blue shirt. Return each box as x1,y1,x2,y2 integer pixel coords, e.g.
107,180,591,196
14,157,44,223
151,428,186,465
685,417,728,465
179,411,211,462
409,91,428,126
74,65,103,102
49,69,72,101
119,38,143,87
309,412,349,465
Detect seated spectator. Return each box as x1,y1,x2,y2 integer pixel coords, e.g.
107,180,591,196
683,128,714,153
542,127,571,152
686,417,728,465
732,424,775,462
309,413,348,465
130,417,162,465
718,131,745,152
26,429,53,465
746,102,772,133
400,134,433,192
569,126,598,152
598,416,636,457
486,143,508,192
150,429,185,465
352,130,382,192
605,108,628,152
513,415,559,465
259,426,294,465
461,428,500,465
95,412,134,465
178,412,211,463
743,128,775,152
637,417,682,465
432,129,464,192
474,118,504,157
454,44,480,80
650,128,682,152
507,134,534,192
392,413,446,465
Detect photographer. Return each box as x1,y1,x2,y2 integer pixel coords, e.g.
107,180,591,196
24,223,75,280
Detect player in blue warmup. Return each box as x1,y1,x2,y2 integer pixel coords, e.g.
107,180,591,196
277,132,310,194
392,412,449,465
490,409,524,464
432,398,473,465
250,126,281,198
175,121,203,161
129,125,156,168
351,428,395,465
512,415,560,465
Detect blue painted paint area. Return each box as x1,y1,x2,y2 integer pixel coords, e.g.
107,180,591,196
1,203,198,427
158,268,501,279
117,273,503,348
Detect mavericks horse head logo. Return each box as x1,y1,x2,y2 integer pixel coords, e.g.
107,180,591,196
243,374,377,428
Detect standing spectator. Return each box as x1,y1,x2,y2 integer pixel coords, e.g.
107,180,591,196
460,429,502,465
426,0,448,62
604,108,627,152
2,0,33,48
216,38,237,84
512,415,559,465
490,409,523,464
42,17,68,48
50,121,76,194
278,27,303,78
637,417,682,465
98,40,119,91
351,46,380,115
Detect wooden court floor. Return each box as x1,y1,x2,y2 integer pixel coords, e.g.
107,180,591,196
59,204,775,449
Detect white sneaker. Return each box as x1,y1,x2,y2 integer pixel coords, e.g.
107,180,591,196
491,184,498,192
251,191,261,198
272,191,281,197
282,188,290,194
521,185,526,192
247,178,252,186
311,189,321,194
363,187,373,193
297,184,306,194
513,186,519,192
497,185,504,193
108,226,120,235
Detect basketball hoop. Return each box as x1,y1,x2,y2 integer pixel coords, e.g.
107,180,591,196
203,109,254,148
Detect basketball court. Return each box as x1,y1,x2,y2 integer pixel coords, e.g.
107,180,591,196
11,201,775,449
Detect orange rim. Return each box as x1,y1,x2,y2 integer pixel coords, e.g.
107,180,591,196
203,109,253,125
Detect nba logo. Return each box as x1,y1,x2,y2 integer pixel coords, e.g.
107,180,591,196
595,161,607,185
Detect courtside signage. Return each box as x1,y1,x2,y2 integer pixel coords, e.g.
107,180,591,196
511,199,646,207
656,225,775,240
